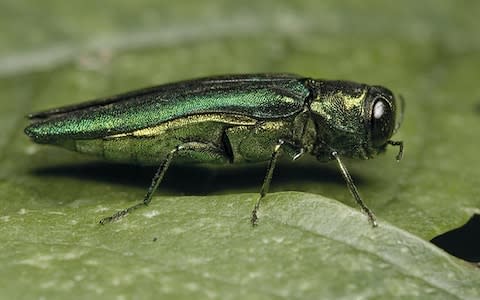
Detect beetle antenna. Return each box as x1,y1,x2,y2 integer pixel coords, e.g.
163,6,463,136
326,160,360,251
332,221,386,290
387,140,404,162
394,94,405,133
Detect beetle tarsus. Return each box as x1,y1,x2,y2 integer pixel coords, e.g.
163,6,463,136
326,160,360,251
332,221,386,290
251,211,258,226
99,211,124,225
99,203,146,225
363,208,378,227
251,204,260,226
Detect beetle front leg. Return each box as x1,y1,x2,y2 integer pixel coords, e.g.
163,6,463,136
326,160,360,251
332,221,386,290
332,151,378,227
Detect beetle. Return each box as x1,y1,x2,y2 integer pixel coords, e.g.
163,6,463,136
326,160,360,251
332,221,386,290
24,73,403,226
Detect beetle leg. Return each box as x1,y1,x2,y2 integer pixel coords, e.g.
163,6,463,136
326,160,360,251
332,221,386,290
99,142,217,224
387,140,404,162
277,139,305,161
251,139,285,226
332,151,378,227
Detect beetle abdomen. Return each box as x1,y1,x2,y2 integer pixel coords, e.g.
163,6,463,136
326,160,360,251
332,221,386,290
53,114,261,165
68,137,172,165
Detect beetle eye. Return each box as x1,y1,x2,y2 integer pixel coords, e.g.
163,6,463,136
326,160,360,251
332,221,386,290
371,97,395,147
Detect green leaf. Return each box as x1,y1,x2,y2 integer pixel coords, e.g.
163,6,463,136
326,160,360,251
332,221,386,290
1,192,479,299
1,0,479,299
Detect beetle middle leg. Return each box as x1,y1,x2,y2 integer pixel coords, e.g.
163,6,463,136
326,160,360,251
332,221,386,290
251,139,305,226
99,142,227,224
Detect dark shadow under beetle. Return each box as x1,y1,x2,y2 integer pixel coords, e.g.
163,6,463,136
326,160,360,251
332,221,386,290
31,158,365,196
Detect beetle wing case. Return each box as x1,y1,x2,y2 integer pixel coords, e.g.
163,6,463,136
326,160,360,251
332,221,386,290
25,74,309,143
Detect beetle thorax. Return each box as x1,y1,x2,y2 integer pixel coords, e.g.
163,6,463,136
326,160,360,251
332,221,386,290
306,80,370,160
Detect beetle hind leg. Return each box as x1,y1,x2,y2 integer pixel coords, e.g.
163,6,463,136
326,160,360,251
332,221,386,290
99,142,231,224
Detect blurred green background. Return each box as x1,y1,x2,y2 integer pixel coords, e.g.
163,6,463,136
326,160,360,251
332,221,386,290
0,0,479,299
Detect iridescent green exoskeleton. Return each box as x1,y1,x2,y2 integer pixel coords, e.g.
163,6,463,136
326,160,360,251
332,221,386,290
25,74,404,227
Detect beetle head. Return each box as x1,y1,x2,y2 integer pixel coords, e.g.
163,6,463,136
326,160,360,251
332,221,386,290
363,85,403,160
307,80,403,160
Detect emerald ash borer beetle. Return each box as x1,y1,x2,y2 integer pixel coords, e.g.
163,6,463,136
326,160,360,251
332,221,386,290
25,73,404,227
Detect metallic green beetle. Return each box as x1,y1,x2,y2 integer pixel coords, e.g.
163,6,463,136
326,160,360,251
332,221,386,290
25,73,403,226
